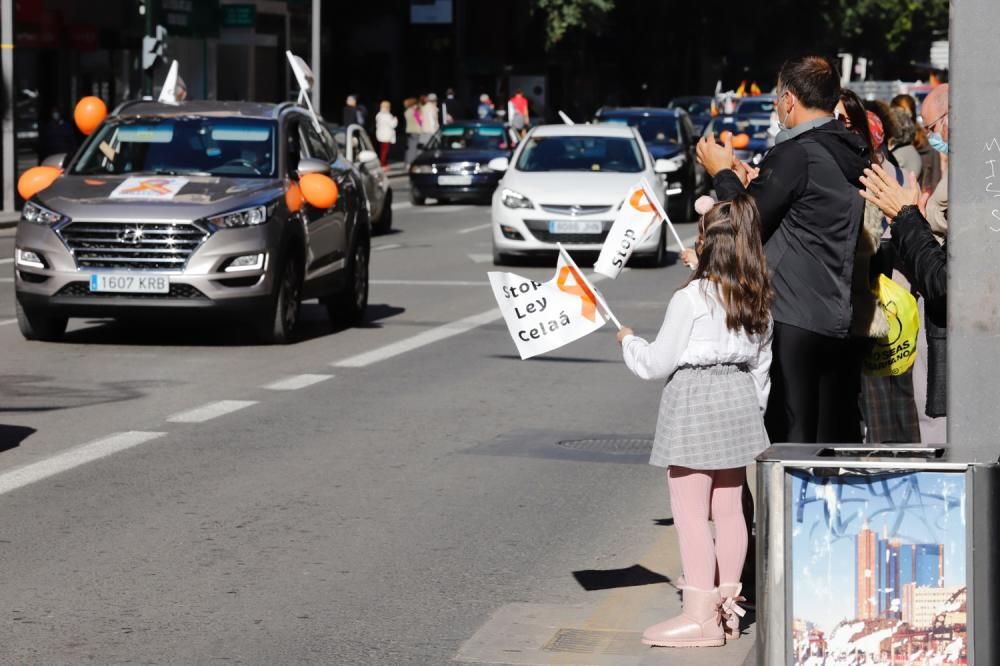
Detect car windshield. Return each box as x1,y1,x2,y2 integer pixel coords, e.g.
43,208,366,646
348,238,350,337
430,125,509,150
515,135,643,172
736,98,776,115
601,115,680,144
71,116,277,178
673,99,711,114
706,117,771,140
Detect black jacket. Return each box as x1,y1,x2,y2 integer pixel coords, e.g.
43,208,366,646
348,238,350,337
890,206,946,327
715,119,870,338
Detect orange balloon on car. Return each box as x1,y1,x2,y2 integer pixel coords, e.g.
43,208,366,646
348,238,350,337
732,133,751,149
17,166,62,200
285,181,304,213
74,96,108,135
299,173,339,209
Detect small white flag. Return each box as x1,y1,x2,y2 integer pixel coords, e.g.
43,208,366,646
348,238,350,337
594,178,673,279
489,251,608,359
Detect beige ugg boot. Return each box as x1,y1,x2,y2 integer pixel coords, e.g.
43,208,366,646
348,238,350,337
641,586,725,648
718,582,747,640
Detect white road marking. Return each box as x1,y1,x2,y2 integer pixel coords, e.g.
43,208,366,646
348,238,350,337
372,243,402,252
333,309,501,368
0,257,13,264
467,253,493,264
0,277,12,282
0,431,166,497
458,223,491,234
393,202,413,211
0,318,17,327
372,279,487,286
263,374,334,391
167,400,257,423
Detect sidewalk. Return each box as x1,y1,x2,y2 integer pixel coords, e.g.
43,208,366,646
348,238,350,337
0,211,19,229
456,468,760,666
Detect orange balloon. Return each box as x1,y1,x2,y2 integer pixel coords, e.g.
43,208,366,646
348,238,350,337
74,96,107,135
17,166,62,200
719,130,733,143
285,181,303,213
299,173,339,209
732,133,751,149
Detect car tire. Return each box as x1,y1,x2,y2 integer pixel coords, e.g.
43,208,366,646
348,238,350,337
410,191,426,206
257,251,302,344
373,188,393,235
16,298,67,342
327,228,370,326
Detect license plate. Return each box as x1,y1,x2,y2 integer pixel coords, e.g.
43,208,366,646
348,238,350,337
548,220,603,235
89,274,170,294
437,175,472,186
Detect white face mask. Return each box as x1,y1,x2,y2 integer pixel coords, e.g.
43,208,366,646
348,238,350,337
776,92,791,131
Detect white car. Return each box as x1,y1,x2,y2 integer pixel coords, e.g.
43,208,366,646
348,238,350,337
489,123,674,266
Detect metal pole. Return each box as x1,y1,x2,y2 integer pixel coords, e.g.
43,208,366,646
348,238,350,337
143,1,153,96
1,0,14,211
310,0,320,113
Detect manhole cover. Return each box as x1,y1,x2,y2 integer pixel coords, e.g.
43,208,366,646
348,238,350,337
543,628,645,656
556,438,653,454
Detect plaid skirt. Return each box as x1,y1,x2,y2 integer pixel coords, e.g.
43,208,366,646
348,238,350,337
650,364,769,470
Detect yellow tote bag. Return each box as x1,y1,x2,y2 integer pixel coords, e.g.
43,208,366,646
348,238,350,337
863,275,920,377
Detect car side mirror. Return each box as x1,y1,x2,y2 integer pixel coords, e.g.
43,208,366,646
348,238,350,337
487,157,509,172
295,157,330,178
654,158,679,174
42,153,67,169
356,149,378,164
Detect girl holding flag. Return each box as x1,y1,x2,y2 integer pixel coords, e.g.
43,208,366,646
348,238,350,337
616,194,772,648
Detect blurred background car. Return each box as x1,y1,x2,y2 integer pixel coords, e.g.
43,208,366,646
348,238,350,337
490,123,674,266
734,94,777,119
593,106,705,220
703,114,772,165
325,122,394,234
667,95,715,134
408,120,516,205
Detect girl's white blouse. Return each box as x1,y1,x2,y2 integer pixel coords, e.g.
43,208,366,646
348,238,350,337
621,279,774,410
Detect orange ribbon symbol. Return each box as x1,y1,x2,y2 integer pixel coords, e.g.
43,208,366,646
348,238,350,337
629,187,655,212
122,178,174,195
556,265,598,322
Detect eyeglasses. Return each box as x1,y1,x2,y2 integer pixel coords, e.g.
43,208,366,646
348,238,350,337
924,111,948,133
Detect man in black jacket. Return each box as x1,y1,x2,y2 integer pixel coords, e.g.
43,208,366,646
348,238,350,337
697,56,871,443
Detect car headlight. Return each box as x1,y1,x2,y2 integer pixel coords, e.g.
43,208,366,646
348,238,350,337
501,188,534,209
208,204,270,229
21,201,65,225
410,164,435,174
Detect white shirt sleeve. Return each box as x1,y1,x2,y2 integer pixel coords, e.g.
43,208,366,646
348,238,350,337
621,290,695,380
747,321,774,411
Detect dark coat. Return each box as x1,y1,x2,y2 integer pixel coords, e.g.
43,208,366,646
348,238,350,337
715,119,871,338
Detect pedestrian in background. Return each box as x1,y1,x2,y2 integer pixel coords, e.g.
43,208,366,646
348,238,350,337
889,107,923,183
419,93,439,147
477,93,495,120
509,89,530,138
374,100,398,168
443,87,463,122
403,97,421,167
617,195,773,648
698,55,869,444
892,93,941,193
342,94,363,127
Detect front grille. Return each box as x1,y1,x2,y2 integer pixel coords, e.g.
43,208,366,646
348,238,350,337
57,221,209,270
539,204,613,216
56,281,207,299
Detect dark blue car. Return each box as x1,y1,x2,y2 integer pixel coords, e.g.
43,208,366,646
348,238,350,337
408,121,515,205
593,107,703,220
668,96,715,135
703,115,772,165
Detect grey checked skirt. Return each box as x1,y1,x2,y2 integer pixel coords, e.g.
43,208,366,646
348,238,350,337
650,364,769,470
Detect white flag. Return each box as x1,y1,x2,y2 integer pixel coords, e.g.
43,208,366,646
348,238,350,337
594,178,667,279
488,251,608,359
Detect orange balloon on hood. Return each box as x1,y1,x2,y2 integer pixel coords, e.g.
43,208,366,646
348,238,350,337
732,133,751,149
17,165,62,200
299,173,339,210
285,181,304,213
74,96,108,135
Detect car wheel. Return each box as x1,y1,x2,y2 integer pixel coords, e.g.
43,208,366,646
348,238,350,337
15,299,67,342
257,252,302,344
410,190,426,206
327,229,370,326
373,188,393,235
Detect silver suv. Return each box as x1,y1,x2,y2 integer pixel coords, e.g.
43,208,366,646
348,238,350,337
13,100,370,343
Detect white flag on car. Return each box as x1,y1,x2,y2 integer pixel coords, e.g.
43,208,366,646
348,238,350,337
594,178,673,279
489,248,609,359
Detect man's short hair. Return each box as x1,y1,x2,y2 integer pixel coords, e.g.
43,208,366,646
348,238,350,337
777,56,841,112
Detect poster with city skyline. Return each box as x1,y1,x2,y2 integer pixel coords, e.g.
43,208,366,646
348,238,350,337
790,471,967,665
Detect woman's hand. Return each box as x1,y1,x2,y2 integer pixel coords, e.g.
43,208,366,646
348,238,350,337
680,248,698,270
859,163,919,220
616,326,634,344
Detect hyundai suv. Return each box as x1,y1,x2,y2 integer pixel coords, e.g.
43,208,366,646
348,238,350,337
13,100,371,343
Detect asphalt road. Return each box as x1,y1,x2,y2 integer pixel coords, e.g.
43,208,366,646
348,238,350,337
0,181,724,665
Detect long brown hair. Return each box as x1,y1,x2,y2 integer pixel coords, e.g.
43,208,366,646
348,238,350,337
689,194,772,336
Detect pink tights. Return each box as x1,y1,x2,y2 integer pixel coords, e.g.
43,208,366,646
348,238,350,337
667,465,748,589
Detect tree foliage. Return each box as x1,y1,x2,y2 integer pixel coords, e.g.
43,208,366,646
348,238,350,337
531,0,615,50
823,0,949,55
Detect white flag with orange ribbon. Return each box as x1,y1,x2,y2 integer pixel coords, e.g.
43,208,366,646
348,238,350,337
488,248,609,359
594,178,681,279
